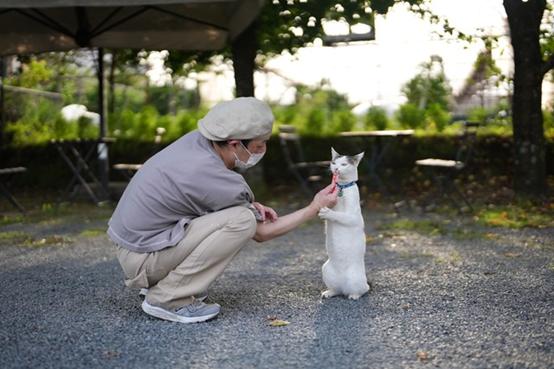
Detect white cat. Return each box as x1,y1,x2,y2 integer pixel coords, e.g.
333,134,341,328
318,148,370,300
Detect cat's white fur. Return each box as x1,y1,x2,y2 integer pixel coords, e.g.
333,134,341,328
318,148,370,300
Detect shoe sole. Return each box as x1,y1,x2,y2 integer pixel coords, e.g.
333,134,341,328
141,300,218,324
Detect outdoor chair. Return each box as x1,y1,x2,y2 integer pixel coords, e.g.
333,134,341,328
0,166,27,213
415,121,480,212
278,125,331,197
113,127,166,180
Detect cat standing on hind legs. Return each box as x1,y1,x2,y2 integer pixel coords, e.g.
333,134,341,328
318,148,370,300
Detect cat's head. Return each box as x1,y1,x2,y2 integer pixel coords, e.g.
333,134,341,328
330,148,364,182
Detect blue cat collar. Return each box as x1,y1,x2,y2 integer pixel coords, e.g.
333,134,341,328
337,181,356,196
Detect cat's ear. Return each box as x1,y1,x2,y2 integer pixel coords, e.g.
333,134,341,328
331,147,340,160
353,152,364,166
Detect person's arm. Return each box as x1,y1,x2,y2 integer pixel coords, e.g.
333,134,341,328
253,184,338,242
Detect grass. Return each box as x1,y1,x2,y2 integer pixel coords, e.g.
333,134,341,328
0,201,112,226
475,203,554,229
378,219,445,236
25,235,73,247
0,231,71,248
451,228,483,240
79,228,106,237
0,231,32,245
435,250,463,265
0,214,24,226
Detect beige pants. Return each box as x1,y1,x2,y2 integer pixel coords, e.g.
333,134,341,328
117,206,257,310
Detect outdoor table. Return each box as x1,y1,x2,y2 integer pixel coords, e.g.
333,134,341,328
338,130,414,191
51,137,115,204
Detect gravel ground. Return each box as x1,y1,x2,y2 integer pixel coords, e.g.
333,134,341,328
0,207,552,369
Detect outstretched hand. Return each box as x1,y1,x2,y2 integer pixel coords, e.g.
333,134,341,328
252,202,279,223
311,183,338,211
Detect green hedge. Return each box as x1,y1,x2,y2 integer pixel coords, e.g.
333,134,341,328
3,135,551,191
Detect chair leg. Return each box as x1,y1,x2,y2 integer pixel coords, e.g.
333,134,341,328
289,168,314,198
450,180,473,213
0,181,25,214
443,179,463,212
418,173,450,212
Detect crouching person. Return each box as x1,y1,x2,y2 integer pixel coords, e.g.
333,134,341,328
107,97,338,323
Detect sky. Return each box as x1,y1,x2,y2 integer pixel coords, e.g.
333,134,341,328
148,0,520,111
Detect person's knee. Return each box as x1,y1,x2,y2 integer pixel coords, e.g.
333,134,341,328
228,206,257,238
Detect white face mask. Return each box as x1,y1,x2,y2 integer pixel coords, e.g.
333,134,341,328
234,142,265,169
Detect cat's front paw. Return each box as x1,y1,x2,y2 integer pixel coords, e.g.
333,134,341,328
318,207,332,219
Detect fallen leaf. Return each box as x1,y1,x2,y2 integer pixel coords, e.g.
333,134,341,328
103,350,120,359
416,351,430,362
401,304,411,310
503,252,521,258
484,233,500,240
269,319,290,327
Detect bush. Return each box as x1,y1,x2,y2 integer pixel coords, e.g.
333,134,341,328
109,105,207,142
5,99,73,146
303,108,326,135
364,106,389,130
396,103,426,129
426,103,450,132
328,109,356,134
467,106,490,124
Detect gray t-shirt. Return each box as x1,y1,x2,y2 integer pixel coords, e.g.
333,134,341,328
107,130,255,253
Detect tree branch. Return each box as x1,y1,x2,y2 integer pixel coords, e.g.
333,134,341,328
542,54,554,77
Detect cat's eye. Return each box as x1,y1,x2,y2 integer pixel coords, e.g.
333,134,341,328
341,163,347,166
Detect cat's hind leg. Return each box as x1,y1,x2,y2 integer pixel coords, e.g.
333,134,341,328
322,260,341,298
347,283,370,300
322,289,341,299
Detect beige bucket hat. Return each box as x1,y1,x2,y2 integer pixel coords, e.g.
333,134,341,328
198,97,274,141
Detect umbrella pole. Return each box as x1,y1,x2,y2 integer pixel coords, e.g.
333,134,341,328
97,47,110,201
0,56,5,147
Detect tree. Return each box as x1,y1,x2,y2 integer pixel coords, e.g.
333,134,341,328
106,49,143,114
258,0,553,197
185,0,400,98
503,0,553,197
401,56,452,111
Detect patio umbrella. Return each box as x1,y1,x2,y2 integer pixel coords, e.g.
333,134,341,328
0,0,263,53
0,0,264,199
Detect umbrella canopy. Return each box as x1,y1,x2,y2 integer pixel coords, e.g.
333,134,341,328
0,0,264,55
0,0,264,202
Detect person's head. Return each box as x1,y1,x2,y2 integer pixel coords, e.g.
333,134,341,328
198,97,274,169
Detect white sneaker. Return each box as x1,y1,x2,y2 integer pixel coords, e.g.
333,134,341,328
141,299,220,323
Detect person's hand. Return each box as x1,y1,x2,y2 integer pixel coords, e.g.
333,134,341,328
310,183,338,212
252,202,279,222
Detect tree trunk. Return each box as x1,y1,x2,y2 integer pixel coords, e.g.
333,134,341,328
231,21,258,97
504,0,547,197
